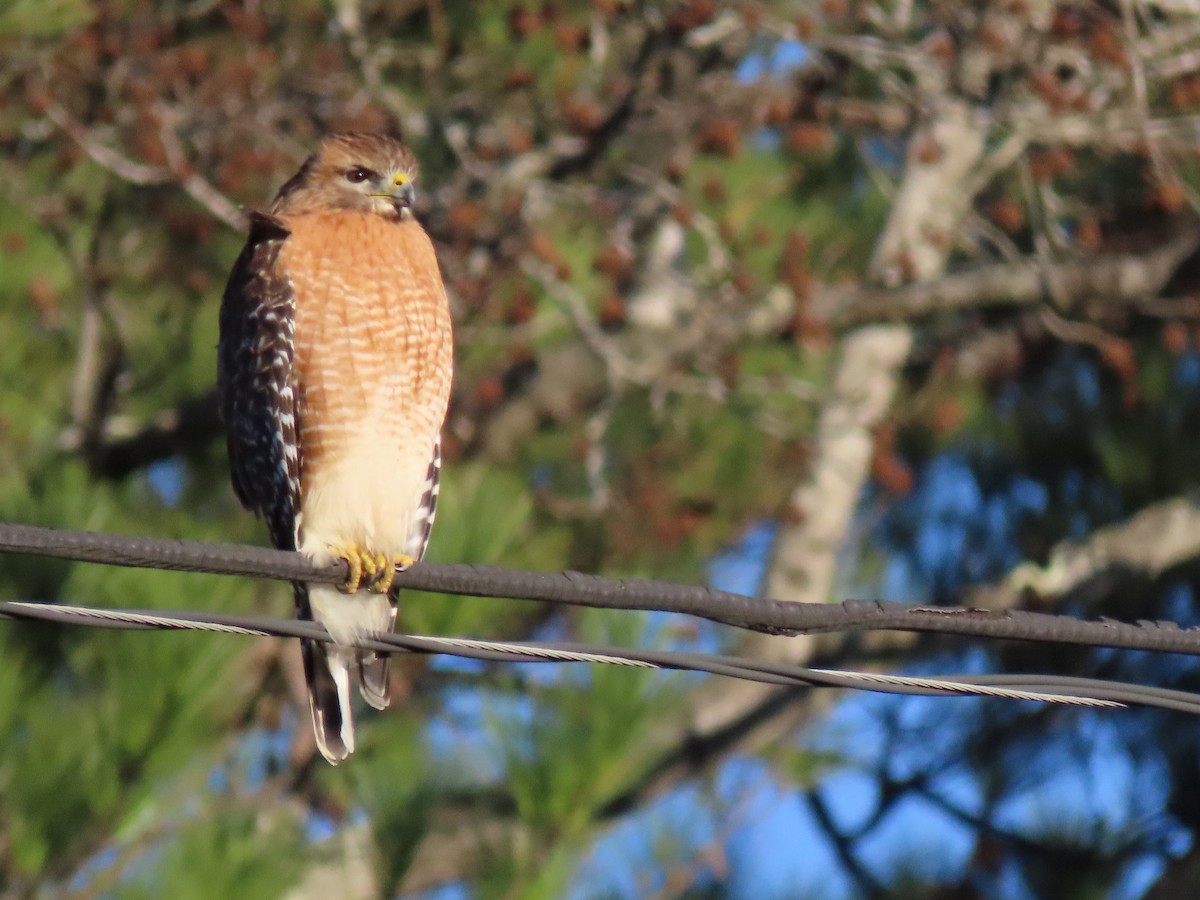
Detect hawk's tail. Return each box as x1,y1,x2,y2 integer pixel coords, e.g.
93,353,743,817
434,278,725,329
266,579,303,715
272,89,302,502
356,584,402,711
294,582,396,764
301,636,355,764
358,653,392,710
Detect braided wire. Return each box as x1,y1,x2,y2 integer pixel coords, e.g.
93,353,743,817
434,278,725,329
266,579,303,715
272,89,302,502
6,600,1200,714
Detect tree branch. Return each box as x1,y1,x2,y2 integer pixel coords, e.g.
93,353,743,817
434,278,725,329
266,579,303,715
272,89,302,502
817,221,1200,330
43,102,245,231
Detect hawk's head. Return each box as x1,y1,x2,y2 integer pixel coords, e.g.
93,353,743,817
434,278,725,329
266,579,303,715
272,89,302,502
271,133,419,218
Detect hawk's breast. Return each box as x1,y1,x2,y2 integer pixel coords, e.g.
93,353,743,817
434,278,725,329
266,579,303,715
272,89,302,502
279,211,453,556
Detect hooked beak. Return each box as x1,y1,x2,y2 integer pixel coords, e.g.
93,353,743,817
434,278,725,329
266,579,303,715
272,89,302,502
391,179,416,212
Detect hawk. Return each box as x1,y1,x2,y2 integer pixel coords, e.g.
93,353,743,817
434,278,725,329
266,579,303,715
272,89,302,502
217,133,453,764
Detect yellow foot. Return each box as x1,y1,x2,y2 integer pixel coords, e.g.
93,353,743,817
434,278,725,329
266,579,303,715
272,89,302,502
371,553,415,594
333,544,374,593
332,545,414,594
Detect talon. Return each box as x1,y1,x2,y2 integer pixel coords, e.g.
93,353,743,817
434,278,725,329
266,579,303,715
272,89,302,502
368,552,390,593
372,553,415,594
337,544,365,593
334,546,415,594
361,551,378,586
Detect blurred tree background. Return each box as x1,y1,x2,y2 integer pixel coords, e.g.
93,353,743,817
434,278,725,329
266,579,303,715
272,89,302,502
5,0,1200,896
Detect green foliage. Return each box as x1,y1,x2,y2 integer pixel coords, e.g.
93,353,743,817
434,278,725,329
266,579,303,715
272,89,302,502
7,0,1200,895
0,0,91,38
0,545,252,882
500,611,669,838
408,461,571,636
114,810,303,900
0,0,877,883
339,718,432,897
763,744,843,791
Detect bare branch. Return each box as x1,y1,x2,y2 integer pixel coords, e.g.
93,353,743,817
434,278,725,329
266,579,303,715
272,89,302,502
815,223,1200,330
44,102,245,231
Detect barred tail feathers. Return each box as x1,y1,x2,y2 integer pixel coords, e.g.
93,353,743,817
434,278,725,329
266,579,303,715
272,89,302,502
358,654,392,711
359,589,397,710
301,637,356,764
295,582,396,762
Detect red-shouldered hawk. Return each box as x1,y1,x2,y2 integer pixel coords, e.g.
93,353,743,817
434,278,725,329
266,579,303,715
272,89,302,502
218,133,453,764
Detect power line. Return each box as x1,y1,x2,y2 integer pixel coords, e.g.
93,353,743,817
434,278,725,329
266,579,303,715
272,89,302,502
6,599,1200,714
3,522,1200,714
2,521,1199,655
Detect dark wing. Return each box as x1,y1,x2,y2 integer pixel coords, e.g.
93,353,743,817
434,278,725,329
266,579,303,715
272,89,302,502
405,437,442,563
219,213,356,758
217,211,301,552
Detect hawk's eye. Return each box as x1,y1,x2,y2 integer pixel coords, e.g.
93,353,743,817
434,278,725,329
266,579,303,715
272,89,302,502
344,167,374,184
